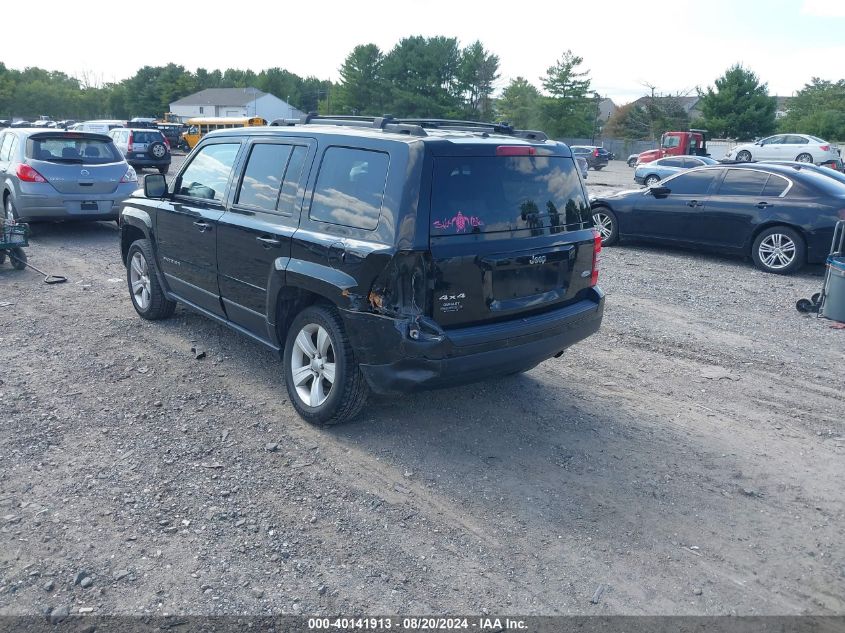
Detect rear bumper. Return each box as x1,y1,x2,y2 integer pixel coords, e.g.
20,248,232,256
14,185,137,221
341,288,605,394
128,157,171,169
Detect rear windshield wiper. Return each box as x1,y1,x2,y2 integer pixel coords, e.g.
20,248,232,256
41,157,85,164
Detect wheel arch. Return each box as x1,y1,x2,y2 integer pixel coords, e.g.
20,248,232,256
272,285,334,352
747,221,807,254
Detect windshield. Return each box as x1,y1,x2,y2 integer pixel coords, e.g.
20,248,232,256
430,156,591,236
28,136,121,164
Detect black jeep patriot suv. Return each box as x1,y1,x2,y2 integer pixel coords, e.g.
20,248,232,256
119,115,604,425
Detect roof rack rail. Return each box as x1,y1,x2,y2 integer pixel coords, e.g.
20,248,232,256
270,113,549,140
393,118,548,142
270,112,427,136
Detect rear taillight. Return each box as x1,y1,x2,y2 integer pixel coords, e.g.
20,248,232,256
497,145,536,156
820,145,830,151
120,166,138,183
162,136,170,150
591,229,601,286
127,132,134,154
16,164,47,183
593,148,599,157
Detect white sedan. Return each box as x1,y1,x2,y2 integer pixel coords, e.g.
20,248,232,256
725,134,839,165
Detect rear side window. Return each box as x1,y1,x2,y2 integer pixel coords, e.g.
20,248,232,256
0,134,13,161
28,136,121,163
177,143,240,201
761,174,789,197
431,156,590,236
309,147,389,230
236,143,293,211
718,169,770,196
661,158,685,168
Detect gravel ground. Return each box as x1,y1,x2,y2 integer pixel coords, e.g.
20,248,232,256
0,158,843,619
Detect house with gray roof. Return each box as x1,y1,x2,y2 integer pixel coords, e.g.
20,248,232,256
169,87,304,122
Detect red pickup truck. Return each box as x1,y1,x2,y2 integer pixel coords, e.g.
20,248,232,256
627,130,709,166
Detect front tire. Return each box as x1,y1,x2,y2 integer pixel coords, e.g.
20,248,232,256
736,150,752,162
283,305,369,426
126,239,176,320
592,206,619,246
751,226,805,275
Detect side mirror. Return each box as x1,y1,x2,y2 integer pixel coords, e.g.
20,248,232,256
143,173,168,198
649,186,671,197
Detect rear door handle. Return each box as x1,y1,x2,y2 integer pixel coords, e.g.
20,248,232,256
256,236,282,248
686,200,703,207
193,220,212,232
756,201,773,209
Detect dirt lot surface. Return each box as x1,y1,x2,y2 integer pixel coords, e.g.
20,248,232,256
0,160,843,618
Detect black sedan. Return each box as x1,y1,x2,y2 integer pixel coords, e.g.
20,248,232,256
591,163,844,274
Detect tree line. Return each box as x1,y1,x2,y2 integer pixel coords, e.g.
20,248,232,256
3,41,845,141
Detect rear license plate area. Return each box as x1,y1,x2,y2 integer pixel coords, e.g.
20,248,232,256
492,263,565,300
81,201,98,211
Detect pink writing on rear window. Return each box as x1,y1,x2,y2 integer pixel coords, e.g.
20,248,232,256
433,211,484,233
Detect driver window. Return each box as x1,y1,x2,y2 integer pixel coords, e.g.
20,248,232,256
762,136,783,145
662,170,720,196
177,143,240,202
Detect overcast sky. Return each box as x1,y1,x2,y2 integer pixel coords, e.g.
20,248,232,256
3,0,844,104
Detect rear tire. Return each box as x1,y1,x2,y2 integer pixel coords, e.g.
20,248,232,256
627,157,637,167
644,174,661,186
795,153,813,163
592,206,619,246
283,305,369,426
593,165,604,171
126,239,176,320
751,226,805,275
4,196,20,222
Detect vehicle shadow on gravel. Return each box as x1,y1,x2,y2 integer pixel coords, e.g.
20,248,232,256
610,241,826,278
24,220,118,243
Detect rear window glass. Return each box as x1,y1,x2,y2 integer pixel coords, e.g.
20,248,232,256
28,136,121,164
130,131,164,144
797,169,845,196
430,156,590,235
309,147,389,230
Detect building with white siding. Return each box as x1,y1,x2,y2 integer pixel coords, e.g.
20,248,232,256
169,88,304,122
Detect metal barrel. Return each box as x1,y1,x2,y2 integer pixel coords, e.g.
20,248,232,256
820,255,845,323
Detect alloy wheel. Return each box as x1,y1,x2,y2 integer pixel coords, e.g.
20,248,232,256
129,251,152,310
757,233,796,270
593,212,613,241
290,323,336,408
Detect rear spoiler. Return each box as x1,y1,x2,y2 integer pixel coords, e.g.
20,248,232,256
27,131,113,142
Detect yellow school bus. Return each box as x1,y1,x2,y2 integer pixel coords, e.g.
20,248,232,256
181,116,267,149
